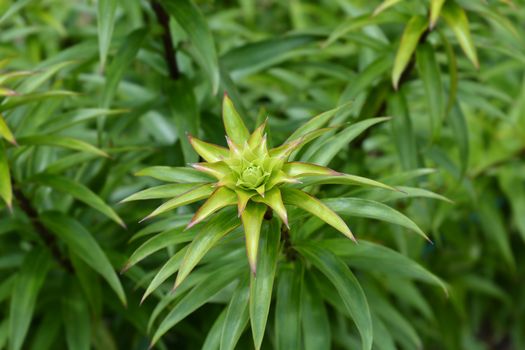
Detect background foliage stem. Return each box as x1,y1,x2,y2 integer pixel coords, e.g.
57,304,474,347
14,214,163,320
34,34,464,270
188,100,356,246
12,182,73,273
151,0,180,80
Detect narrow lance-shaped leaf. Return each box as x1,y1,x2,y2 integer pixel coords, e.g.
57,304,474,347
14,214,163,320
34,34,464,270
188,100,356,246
151,264,244,347
441,1,479,68
141,246,189,303
123,227,194,272
323,197,430,242
275,263,304,350
191,162,231,180
296,244,373,350
97,0,117,69
221,276,250,350
41,212,127,305
187,187,237,228
119,183,198,203
306,117,390,166
241,202,267,274
141,184,214,222
0,114,16,145
222,94,250,145
373,0,402,16
188,135,229,162
416,42,444,140
283,162,340,177
0,142,12,208
295,173,398,192
282,188,355,241
31,174,125,227
429,0,446,29
9,249,51,350
17,135,108,158
392,15,428,89
253,188,288,227
135,166,215,183
285,102,351,143
250,219,280,350
174,209,240,289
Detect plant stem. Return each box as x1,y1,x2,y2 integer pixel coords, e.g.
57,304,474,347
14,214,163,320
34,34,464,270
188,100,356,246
151,1,180,80
12,183,73,272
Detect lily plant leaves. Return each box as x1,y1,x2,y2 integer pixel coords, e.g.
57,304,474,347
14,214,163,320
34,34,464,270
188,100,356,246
392,15,428,89
0,142,12,208
41,212,127,305
441,1,479,68
282,188,355,241
296,243,373,350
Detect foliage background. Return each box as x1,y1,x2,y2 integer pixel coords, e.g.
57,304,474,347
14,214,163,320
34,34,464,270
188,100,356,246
1,0,525,349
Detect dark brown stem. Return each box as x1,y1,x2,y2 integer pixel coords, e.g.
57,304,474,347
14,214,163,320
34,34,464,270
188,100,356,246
151,1,180,80
281,225,297,261
12,184,73,272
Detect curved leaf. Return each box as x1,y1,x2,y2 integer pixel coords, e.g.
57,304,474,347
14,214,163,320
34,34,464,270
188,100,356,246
41,212,126,305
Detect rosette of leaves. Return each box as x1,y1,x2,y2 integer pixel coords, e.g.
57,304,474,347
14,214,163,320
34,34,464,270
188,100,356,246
129,95,399,274
122,95,444,349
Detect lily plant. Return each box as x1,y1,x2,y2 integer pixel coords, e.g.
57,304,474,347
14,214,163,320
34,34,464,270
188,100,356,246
130,95,397,275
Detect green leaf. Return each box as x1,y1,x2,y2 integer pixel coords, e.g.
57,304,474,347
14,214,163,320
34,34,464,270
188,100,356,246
141,246,189,303
31,174,125,227
151,264,243,347
388,91,418,170
283,162,340,177
17,135,108,157
222,94,250,145
0,91,76,112
221,34,316,79
142,184,214,221
119,183,198,202
62,284,91,350
306,117,390,166
101,28,146,108
241,202,268,274
123,226,195,272
0,142,12,208
188,136,230,162
296,173,397,192
97,0,117,69
302,275,331,350
275,263,304,350
168,79,199,164
0,114,16,145
317,239,448,293
392,15,428,89
324,12,405,48
174,209,240,289
282,188,355,241
250,219,280,350
373,0,402,16
253,188,288,227
441,1,479,68
188,187,237,229
449,104,469,176
160,0,220,93
416,42,444,139
220,276,250,350
296,244,372,350
9,249,51,350
340,55,392,102
285,103,351,143
41,212,127,305
202,309,227,350
323,197,430,242
135,166,215,183
429,0,446,29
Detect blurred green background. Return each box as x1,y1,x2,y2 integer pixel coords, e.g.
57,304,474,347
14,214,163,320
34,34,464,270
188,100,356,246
0,0,524,349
